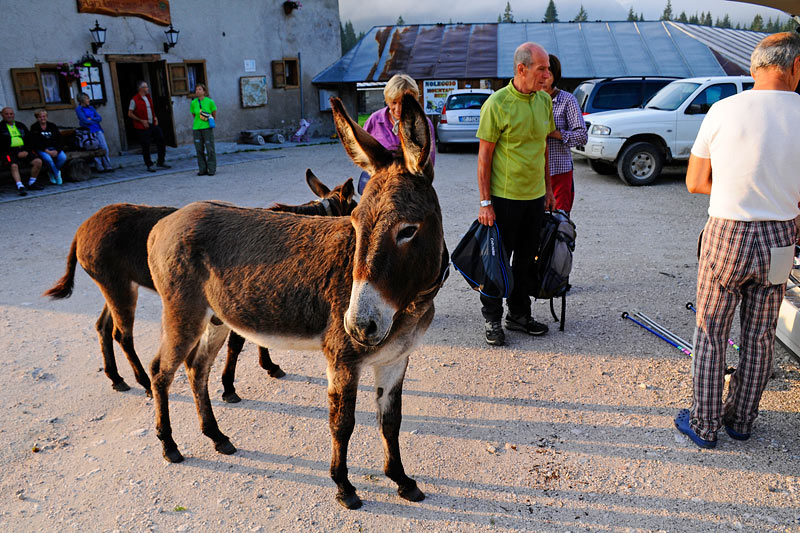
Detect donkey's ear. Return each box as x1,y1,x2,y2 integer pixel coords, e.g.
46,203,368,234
341,177,355,201
397,93,432,180
330,97,393,175
305,168,330,198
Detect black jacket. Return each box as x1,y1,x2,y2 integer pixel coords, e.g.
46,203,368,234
29,121,63,151
0,120,32,155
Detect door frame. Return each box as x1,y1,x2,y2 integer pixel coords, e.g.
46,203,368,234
107,54,174,152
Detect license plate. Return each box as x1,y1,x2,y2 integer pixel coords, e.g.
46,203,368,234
459,116,479,123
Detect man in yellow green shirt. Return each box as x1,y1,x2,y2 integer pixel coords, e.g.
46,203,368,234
476,42,556,346
1,107,44,196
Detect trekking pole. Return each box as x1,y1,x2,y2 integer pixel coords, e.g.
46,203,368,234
621,312,692,357
685,302,740,352
634,311,694,350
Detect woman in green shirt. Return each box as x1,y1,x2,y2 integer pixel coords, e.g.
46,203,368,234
190,84,217,176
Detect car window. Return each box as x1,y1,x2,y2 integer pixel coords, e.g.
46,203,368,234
686,83,737,114
572,82,593,111
446,94,489,111
743,82,754,91
591,82,641,110
646,82,701,111
643,80,674,104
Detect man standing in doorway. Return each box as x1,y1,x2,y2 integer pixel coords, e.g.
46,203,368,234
127,81,170,172
476,42,556,346
677,32,800,448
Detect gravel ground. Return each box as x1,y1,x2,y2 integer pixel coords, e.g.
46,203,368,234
0,143,798,532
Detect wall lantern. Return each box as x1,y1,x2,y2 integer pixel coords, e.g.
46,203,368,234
163,24,180,53
283,1,301,15
90,20,106,54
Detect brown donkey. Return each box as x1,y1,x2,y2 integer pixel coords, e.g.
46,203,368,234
43,170,356,400
146,95,447,509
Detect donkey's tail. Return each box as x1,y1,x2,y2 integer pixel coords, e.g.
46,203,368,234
43,236,78,299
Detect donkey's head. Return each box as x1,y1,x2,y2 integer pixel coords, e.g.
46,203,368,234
331,95,444,347
305,169,357,216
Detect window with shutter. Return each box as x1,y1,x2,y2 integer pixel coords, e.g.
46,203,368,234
167,63,189,95
271,60,286,88
11,68,44,109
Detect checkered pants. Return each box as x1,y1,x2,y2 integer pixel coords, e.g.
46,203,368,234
690,217,797,440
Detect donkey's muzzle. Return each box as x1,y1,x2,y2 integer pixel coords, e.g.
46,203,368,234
344,280,395,346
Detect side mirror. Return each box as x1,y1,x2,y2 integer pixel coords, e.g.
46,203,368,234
686,103,703,115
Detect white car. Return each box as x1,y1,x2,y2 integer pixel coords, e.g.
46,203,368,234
436,88,493,152
573,76,754,185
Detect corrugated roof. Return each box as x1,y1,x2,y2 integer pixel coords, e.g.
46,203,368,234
313,21,768,84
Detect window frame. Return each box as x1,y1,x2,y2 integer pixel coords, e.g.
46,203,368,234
11,64,77,110
271,58,299,89
77,57,107,106
168,60,207,96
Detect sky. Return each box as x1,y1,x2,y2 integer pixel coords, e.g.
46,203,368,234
339,0,794,33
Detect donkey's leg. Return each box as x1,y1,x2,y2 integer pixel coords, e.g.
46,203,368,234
100,283,151,394
221,332,245,403
150,308,209,463
95,304,129,391
258,346,285,378
327,362,362,509
187,319,236,454
374,356,424,502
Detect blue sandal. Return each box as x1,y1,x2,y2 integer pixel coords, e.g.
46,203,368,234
674,409,717,449
724,424,751,441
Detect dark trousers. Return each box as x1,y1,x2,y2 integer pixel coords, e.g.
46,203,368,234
193,128,216,174
480,195,545,322
137,124,166,167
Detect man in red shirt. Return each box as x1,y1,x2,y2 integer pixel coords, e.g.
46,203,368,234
127,81,170,172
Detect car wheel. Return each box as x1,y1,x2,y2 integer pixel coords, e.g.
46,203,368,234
437,142,448,153
616,142,663,186
588,159,616,175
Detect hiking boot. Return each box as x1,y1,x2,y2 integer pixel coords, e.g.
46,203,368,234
27,181,44,191
484,320,505,346
504,314,548,336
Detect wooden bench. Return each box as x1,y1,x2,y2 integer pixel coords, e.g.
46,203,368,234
1,148,106,187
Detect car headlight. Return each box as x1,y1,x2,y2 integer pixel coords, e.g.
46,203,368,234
590,124,611,136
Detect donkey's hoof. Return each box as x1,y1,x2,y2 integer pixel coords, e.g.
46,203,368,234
145,388,153,399
112,380,131,392
222,391,242,403
215,439,237,455
398,484,425,502
163,448,184,463
268,366,286,379
336,492,363,510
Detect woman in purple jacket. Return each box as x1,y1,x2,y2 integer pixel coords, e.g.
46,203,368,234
359,73,435,194
75,92,113,172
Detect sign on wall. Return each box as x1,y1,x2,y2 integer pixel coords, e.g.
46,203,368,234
423,80,457,115
240,76,268,108
77,0,171,26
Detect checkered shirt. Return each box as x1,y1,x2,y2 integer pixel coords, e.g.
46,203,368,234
546,89,587,175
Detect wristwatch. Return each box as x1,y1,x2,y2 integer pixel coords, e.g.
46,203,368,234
480,199,492,207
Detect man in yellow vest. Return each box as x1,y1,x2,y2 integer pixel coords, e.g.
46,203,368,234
1,107,44,196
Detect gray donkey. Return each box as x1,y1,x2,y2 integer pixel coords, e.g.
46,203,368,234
145,94,447,509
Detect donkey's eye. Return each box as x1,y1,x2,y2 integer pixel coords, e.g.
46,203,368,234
396,225,418,244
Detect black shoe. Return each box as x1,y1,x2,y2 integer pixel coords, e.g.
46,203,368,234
17,185,27,196
146,166,157,173
207,171,215,176
101,168,114,173
504,314,548,336
27,181,44,191
484,320,505,346
156,163,171,169
197,171,208,176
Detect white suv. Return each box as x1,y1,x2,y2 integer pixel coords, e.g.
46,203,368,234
573,76,754,185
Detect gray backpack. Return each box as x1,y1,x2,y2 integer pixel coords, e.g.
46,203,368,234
529,210,576,330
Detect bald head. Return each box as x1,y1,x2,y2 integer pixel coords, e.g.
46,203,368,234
1,107,14,124
514,42,547,70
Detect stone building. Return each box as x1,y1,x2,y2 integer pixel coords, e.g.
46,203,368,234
0,0,345,153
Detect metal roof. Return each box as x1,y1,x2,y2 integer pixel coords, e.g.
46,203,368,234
313,21,768,84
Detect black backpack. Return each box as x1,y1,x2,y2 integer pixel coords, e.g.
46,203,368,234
528,210,576,330
451,220,513,299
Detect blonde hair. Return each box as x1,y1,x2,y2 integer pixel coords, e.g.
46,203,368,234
384,74,419,102
34,108,47,119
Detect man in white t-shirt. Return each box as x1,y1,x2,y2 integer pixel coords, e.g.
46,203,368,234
676,32,800,449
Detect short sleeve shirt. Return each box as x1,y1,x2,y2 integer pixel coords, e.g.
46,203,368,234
477,81,554,200
191,97,217,130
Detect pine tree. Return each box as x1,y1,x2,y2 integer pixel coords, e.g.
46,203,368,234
573,5,588,22
543,0,558,23
502,2,514,23
396,15,404,25
660,0,673,21
677,11,688,23
750,14,763,31
704,12,713,26
639,13,645,22
341,20,358,54
626,7,636,22
497,14,502,23
720,14,731,28
689,13,699,24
